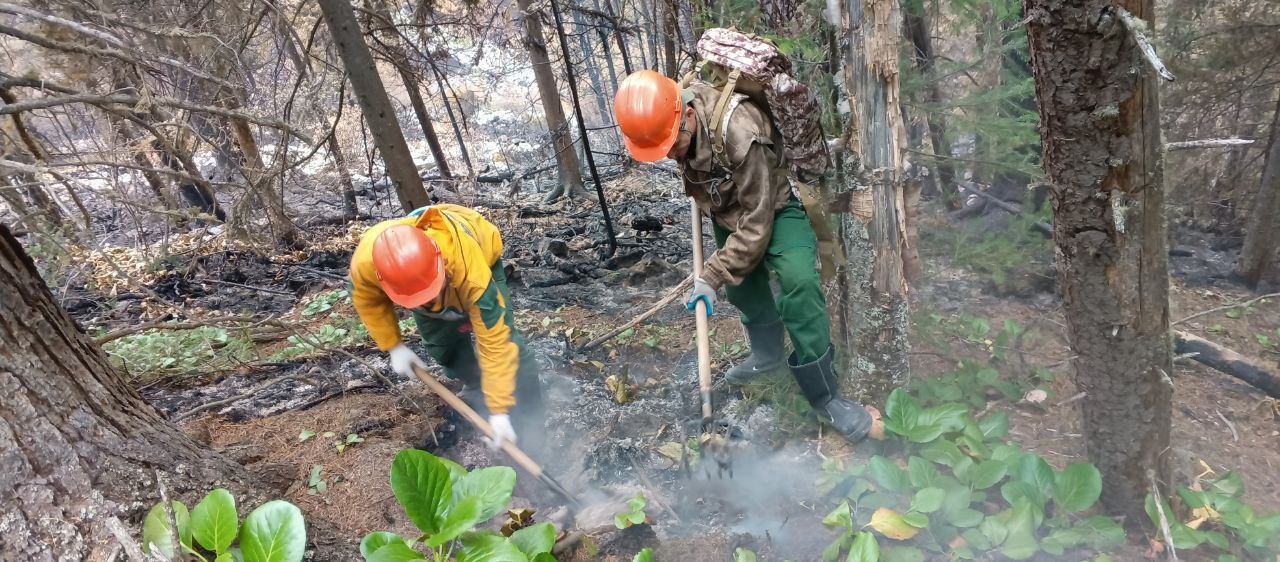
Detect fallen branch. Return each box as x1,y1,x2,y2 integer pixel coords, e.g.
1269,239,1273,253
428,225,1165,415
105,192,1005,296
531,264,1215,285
954,183,1053,236
296,381,383,411
172,375,300,422
1172,292,1280,326
1115,7,1176,82
577,275,694,352
1174,330,1280,398
200,278,297,297
1166,138,1255,151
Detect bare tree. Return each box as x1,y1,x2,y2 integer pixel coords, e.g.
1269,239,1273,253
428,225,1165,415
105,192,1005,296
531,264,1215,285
1025,0,1173,526
517,0,586,201
1237,97,1280,290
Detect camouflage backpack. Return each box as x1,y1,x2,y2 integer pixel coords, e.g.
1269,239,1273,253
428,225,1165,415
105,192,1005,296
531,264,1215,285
680,27,845,279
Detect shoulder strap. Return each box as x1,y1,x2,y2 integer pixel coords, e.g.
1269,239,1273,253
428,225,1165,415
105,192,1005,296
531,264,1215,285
709,68,741,168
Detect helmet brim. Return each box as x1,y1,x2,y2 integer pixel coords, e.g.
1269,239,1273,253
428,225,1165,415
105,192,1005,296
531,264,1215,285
623,110,682,163
380,255,446,308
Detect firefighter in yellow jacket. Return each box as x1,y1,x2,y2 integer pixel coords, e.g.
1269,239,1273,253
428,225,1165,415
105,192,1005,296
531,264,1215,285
350,204,544,450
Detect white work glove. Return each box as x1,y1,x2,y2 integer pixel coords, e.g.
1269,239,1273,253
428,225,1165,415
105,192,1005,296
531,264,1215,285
388,344,426,379
685,276,716,316
484,414,518,451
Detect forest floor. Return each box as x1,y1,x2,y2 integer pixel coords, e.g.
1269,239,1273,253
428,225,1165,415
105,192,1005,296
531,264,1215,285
58,171,1280,561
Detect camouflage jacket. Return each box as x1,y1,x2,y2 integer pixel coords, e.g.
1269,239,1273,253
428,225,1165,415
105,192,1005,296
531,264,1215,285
681,81,793,290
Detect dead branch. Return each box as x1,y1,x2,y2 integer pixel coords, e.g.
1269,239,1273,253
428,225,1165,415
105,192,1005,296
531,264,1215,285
577,275,694,352
1173,330,1280,398
199,278,297,296
1166,138,1256,150
1172,291,1280,325
1114,7,1176,82
954,183,1053,236
1148,472,1179,562
0,92,312,142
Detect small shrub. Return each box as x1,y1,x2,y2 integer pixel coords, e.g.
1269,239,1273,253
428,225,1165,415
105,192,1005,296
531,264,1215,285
142,489,305,562
104,327,252,379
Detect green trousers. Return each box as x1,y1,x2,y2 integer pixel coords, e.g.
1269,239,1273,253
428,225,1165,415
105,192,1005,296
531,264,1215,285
713,199,831,364
411,260,543,418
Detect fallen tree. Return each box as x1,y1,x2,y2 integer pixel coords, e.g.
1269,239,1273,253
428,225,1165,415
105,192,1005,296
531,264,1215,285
1174,330,1280,398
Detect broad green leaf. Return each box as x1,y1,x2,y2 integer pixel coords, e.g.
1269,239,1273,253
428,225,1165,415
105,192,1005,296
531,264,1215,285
1013,454,1054,496
881,546,924,562
239,500,306,562
869,456,911,493
978,412,1009,440
907,457,944,489
391,449,454,535
847,532,880,562
458,531,529,562
1203,530,1229,550
947,508,984,528
532,554,556,562
910,488,946,514
823,501,854,529
962,527,993,551
1040,528,1084,556
298,430,315,442
1176,486,1210,509
192,488,238,554
1209,472,1244,497
920,440,965,468
870,508,920,540
824,534,853,562
215,553,235,562
1144,495,1204,549
360,532,403,558
454,466,517,522
509,523,555,557
632,548,655,562
426,496,484,548
962,460,1007,490
918,404,969,431
1000,500,1039,560
366,538,427,562
906,424,945,444
1054,463,1102,513
1218,556,1242,562
1077,516,1125,549
437,457,469,482
734,547,759,562
1001,481,1045,511
902,512,930,529
884,389,920,425
990,444,1023,465
142,501,191,557
978,517,1009,547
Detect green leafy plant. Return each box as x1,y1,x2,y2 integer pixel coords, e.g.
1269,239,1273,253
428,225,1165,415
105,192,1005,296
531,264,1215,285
142,489,305,562
1146,470,1280,560
335,433,364,454
614,493,649,529
632,548,655,562
104,327,252,379
363,449,557,561
301,289,349,316
307,465,327,495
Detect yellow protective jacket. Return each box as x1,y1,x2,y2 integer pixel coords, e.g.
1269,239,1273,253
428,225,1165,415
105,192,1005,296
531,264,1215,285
349,204,519,414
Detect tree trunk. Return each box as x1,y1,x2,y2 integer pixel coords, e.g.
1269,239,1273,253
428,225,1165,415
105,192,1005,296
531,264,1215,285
830,0,913,402
1237,96,1280,290
329,133,360,220
517,0,587,201
571,8,612,131
675,0,697,59
0,223,264,559
602,0,634,75
432,67,475,177
1025,0,1173,527
221,94,304,249
318,0,431,212
661,0,678,76
902,2,957,208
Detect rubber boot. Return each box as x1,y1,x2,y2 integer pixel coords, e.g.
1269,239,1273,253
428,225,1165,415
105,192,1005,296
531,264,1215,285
725,319,789,385
790,346,873,444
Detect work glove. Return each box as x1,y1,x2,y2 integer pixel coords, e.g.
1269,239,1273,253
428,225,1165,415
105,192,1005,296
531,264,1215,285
388,344,426,379
685,276,716,316
484,413,518,451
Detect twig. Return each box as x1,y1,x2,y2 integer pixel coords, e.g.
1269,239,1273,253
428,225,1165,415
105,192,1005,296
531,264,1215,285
1173,292,1280,325
1115,7,1176,82
200,278,296,297
1214,409,1239,441
1166,138,1255,150
297,381,382,411
1055,392,1088,407
172,375,300,422
577,275,693,352
1148,472,1179,562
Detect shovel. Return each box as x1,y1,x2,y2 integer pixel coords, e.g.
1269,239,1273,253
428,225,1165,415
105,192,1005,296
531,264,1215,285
409,364,581,507
687,198,735,477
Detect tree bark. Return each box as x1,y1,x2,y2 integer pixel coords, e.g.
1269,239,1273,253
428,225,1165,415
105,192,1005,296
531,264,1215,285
328,134,360,220
831,0,913,402
221,94,304,249
0,222,264,559
661,0,678,76
902,2,957,208
431,67,475,177
318,0,431,212
601,0,634,75
1025,0,1173,528
517,0,586,201
1237,96,1280,290
571,8,612,131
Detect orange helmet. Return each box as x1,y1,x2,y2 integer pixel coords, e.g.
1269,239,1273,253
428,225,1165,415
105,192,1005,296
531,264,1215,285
372,224,446,308
614,70,683,162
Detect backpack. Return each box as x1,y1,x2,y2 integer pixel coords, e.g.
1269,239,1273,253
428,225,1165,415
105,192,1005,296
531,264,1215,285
679,27,831,182
679,27,845,279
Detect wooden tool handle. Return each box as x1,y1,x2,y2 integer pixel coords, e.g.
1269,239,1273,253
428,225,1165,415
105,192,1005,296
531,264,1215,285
689,199,713,422
409,364,544,477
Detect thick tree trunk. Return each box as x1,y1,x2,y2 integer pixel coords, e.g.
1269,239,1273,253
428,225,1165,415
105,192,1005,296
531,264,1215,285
328,133,360,220
674,0,696,59
318,0,431,212
902,3,957,207
661,0,678,76
0,223,264,559
1237,97,1280,290
221,95,304,249
831,0,913,403
517,0,586,201
1025,0,1173,528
